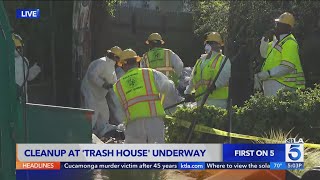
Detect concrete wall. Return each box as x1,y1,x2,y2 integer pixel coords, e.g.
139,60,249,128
122,0,184,12
91,3,202,66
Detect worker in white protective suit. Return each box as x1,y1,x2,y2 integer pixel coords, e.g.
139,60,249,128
140,33,184,85
255,12,305,96
107,59,126,126
140,33,184,113
184,32,231,109
12,34,41,102
114,49,181,143
81,46,122,138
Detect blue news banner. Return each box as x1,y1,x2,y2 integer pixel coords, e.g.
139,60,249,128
223,144,304,170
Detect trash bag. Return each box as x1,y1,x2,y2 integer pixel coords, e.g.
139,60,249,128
177,67,193,95
106,89,125,125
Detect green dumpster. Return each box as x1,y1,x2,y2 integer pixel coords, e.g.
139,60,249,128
23,103,93,143
0,0,18,179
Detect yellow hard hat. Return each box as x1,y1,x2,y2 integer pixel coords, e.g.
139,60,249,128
12,34,22,47
204,32,224,46
145,33,164,44
275,12,295,28
118,49,141,67
107,46,122,57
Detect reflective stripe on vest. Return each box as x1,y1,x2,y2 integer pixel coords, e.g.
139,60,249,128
114,68,165,123
142,69,157,117
194,80,211,89
145,48,173,76
262,34,305,89
192,53,229,100
280,60,295,69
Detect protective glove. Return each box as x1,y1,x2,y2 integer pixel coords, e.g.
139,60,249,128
254,74,262,91
117,123,126,132
256,71,270,81
28,63,41,81
260,37,269,58
30,63,41,74
102,82,113,90
184,94,195,102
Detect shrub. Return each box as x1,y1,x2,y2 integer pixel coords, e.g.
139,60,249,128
165,86,320,144
165,105,228,143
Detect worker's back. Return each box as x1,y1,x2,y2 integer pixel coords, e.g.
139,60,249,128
114,67,165,122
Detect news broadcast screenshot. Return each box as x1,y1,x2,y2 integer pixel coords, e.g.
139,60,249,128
1,0,320,180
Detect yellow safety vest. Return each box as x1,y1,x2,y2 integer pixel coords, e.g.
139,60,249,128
262,34,305,89
113,68,165,123
192,53,229,100
143,48,179,85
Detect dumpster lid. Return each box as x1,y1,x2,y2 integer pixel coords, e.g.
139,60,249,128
26,103,94,113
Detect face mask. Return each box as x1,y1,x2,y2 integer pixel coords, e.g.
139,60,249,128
204,44,212,54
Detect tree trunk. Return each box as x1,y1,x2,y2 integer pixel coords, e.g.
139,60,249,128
226,1,253,106
72,0,92,107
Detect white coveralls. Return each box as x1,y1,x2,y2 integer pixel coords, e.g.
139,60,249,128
258,34,295,96
123,69,181,143
81,56,117,137
15,50,41,102
115,66,125,79
140,49,184,78
184,51,231,109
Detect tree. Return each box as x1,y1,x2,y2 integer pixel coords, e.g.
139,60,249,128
191,1,320,105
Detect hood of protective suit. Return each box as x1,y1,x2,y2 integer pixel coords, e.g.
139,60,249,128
104,56,116,67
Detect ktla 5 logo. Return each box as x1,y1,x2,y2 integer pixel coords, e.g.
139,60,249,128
285,144,304,162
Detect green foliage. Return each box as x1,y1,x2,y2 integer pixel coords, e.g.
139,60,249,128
191,1,230,38
165,105,228,143
165,86,320,144
105,0,122,17
192,1,320,39
191,1,320,75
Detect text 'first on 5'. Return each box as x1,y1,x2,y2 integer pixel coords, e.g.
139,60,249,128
16,9,40,19
235,150,275,157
